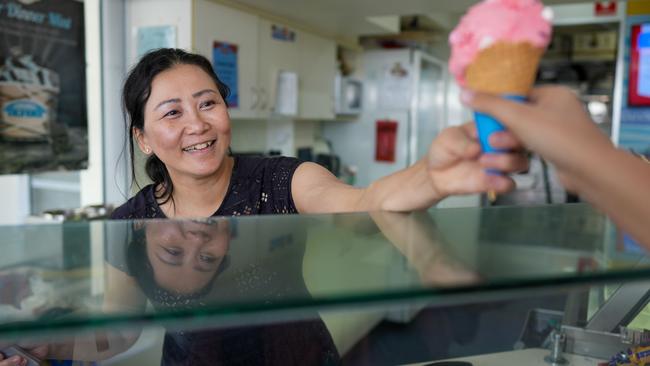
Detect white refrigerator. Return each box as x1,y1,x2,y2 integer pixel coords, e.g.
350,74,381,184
323,48,478,208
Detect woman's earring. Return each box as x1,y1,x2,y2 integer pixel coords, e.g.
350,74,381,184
144,147,151,154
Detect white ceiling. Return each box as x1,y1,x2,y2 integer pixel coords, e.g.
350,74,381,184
233,0,597,40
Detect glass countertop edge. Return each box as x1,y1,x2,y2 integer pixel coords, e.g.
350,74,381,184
2,268,650,339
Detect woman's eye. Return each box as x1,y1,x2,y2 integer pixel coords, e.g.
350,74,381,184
164,247,182,256
163,109,180,118
199,254,218,263
200,100,216,109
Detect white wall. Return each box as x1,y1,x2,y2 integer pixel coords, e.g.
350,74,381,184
0,175,30,225
102,0,130,206
80,0,104,206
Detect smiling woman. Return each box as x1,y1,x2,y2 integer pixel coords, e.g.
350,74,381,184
118,49,234,218
133,63,234,217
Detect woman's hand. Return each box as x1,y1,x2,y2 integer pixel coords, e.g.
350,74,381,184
427,122,528,198
461,85,615,192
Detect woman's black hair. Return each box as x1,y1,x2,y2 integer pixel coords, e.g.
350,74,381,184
122,48,230,205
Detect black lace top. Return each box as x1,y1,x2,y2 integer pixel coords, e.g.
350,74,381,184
111,155,303,220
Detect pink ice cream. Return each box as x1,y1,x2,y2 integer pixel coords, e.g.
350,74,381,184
448,0,553,86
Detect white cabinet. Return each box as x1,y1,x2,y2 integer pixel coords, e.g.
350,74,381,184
297,32,337,120
192,1,336,120
193,0,260,119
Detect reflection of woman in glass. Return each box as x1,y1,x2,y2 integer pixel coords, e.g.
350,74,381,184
111,219,339,366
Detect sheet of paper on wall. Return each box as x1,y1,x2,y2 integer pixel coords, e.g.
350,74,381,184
136,26,176,58
274,70,298,116
379,62,412,110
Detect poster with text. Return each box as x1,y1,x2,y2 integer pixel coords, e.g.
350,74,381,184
621,15,650,159
0,0,87,174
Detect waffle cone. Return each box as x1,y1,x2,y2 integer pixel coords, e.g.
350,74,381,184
465,42,544,96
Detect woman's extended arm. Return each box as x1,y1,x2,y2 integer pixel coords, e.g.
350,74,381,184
291,122,527,213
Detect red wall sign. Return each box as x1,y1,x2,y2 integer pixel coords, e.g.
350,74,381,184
375,120,398,163
595,1,617,16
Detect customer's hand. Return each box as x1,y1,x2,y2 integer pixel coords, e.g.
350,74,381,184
427,122,528,197
0,345,48,366
461,85,616,192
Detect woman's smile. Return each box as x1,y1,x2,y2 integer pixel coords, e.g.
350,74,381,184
182,139,216,153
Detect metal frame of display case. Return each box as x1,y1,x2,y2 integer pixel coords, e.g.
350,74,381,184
562,280,650,360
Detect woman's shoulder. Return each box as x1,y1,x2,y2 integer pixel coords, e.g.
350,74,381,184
111,184,160,220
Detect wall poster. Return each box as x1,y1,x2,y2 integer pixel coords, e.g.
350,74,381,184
212,41,238,108
620,15,650,159
0,0,86,174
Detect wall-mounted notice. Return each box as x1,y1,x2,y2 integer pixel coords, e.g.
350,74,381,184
136,25,176,58
0,0,87,174
271,24,295,42
212,41,239,108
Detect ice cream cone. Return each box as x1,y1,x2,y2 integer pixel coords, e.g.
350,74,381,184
448,0,552,202
465,41,544,96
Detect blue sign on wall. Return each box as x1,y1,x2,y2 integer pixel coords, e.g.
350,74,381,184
212,41,239,108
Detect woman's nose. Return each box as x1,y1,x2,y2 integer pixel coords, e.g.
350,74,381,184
184,111,210,134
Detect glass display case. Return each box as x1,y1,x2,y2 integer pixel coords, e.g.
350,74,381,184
0,203,648,365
